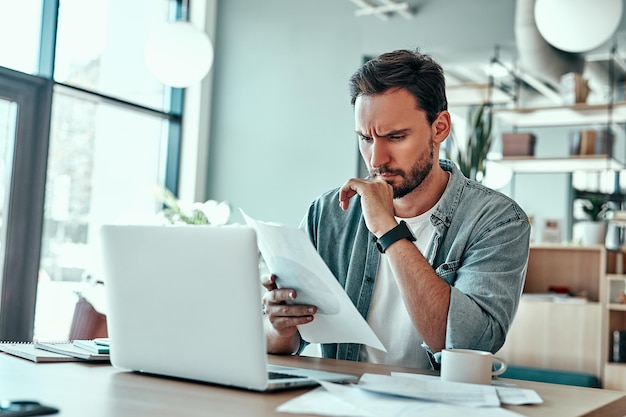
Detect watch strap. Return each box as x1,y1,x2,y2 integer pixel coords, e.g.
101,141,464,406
374,220,416,253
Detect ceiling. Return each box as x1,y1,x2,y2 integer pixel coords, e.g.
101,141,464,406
346,0,626,106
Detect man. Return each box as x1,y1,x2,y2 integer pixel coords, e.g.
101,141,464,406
262,49,530,369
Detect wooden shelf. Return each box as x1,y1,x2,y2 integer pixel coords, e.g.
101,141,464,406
606,362,626,367
489,155,624,173
492,101,626,127
447,83,515,106
607,274,626,281
530,243,605,250
605,362,626,391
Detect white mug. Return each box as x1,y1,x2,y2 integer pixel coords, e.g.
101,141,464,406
440,349,508,385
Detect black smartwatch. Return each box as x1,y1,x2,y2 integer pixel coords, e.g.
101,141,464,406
374,220,416,253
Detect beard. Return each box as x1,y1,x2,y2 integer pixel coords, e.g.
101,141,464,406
369,138,435,199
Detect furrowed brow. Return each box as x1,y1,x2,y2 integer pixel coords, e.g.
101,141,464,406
380,128,411,137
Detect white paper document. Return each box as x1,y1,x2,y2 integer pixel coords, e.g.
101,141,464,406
276,380,527,417
391,372,544,406
243,212,386,351
357,373,501,407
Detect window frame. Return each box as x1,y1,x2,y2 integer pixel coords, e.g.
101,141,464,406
0,0,185,340
0,67,53,341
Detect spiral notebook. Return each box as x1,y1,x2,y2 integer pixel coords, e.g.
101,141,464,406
0,342,81,363
0,340,110,362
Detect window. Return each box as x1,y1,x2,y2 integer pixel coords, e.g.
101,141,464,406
54,0,172,111
0,0,43,74
0,0,186,341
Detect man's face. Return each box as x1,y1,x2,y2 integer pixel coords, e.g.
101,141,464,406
354,88,436,199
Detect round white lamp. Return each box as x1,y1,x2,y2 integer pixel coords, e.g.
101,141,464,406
534,0,623,53
483,160,514,190
145,21,214,88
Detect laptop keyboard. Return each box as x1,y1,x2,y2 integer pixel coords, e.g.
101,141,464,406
268,371,307,380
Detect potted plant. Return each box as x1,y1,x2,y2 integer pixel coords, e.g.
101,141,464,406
448,103,494,182
578,194,609,246
155,186,231,225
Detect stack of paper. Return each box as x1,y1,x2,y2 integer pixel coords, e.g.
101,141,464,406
277,373,543,417
34,340,110,361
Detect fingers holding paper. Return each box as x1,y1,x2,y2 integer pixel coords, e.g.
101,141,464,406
261,274,317,353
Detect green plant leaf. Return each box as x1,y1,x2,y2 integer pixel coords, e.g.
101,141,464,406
581,195,608,221
448,103,493,181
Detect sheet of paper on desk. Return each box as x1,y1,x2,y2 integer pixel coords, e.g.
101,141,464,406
243,212,386,351
276,382,526,417
357,373,501,407
391,372,544,405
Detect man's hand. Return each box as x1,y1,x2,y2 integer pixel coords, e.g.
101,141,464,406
339,178,397,236
261,274,317,354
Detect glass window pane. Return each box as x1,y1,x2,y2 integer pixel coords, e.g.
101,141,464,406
55,0,171,111
0,0,43,74
34,86,169,340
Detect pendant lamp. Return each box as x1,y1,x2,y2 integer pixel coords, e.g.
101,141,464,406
144,1,213,88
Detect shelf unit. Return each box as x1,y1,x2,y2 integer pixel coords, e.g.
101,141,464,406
484,51,626,388
489,101,626,174
497,245,606,384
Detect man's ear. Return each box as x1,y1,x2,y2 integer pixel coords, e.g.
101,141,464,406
432,111,451,144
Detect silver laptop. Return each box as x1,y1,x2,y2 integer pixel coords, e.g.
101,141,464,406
99,224,357,391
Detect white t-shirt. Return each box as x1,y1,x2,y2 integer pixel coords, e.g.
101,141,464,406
359,204,438,369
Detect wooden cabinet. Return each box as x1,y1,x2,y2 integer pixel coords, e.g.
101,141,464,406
605,250,626,390
497,245,626,389
496,245,606,383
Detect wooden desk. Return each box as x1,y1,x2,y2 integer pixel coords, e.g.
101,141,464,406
0,353,624,417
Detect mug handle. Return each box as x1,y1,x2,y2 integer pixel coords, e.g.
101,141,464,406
491,356,508,376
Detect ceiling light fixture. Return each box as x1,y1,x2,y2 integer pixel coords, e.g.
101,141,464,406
349,0,414,20
534,0,623,53
144,0,214,88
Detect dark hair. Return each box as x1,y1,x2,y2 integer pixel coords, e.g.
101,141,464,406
349,49,448,125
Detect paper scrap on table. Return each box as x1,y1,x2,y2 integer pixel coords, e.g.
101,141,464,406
391,372,544,405
357,373,501,408
276,382,527,417
242,211,386,351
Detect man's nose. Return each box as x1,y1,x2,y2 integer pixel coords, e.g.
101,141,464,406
369,138,390,169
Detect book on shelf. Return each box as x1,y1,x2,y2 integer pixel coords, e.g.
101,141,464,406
34,341,110,361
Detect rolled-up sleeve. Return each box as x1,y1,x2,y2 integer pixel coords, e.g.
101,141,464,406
427,212,531,363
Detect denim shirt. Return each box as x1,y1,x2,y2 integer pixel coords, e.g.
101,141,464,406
300,159,531,368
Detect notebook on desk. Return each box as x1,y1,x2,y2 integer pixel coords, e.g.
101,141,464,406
99,224,357,391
